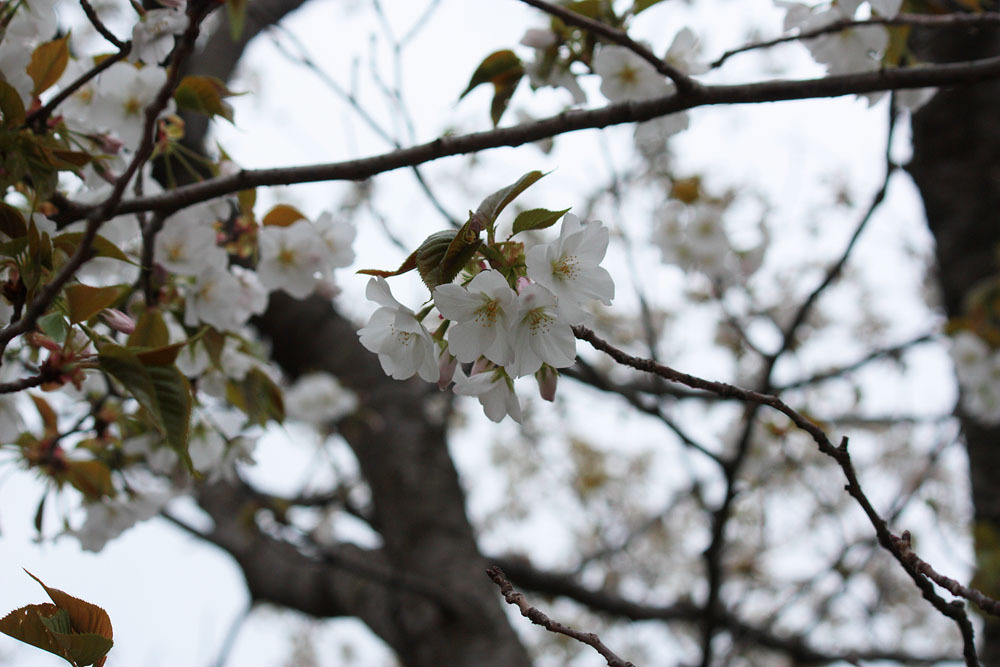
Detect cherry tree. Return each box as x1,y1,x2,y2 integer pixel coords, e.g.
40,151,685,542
1,0,1000,665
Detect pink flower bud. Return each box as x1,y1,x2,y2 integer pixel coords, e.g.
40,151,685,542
437,351,458,390
95,134,124,154
515,276,532,294
100,308,136,334
535,365,558,402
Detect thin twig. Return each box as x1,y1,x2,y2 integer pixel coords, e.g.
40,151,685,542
711,11,1000,69
515,0,695,92
486,566,636,667
895,531,1000,617
78,0,127,49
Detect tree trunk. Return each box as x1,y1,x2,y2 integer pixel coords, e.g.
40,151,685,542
908,20,1000,663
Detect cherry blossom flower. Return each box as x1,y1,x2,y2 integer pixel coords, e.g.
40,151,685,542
184,266,245,332
434,270,518,365
92,62,173,148
591,45,670,102
131,6,188,64
664,27,708,76
508,283,577,378
284,372,358,425
315,211,356,273
155,210,228,275
358,278,440,382
258,220,329,298
452,365,522,423
525,214,615,324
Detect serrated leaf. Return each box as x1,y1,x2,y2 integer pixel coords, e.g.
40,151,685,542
0,79,25,127
174,75,236,123
0,603,71,664
24,572,113,640
37,312,69,344
459,50,523,101
52,233,133,265
66,284,126,324
0,202,27,239
127,309,169,348
475,170,546,228
356,248,418,278
225,367,284,426
28,36,70,96
512,207,570,236
98,346,192,469
261,204,306,227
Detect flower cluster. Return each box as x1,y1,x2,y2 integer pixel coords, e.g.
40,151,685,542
951,331,1000,426
359,205,614,423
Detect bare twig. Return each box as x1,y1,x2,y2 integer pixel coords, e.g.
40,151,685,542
78,0,127,49
895,531,1000,617
486,566,636,667
711,11,1000,69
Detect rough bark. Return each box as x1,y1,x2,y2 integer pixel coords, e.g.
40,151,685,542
171,3,532,664
908,20,1000,663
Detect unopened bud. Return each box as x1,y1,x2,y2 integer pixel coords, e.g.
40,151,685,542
471,357,491,376
95,133,124,155
515,276,532,294
100,308,136,334
535,365,558,402
437,351,458,390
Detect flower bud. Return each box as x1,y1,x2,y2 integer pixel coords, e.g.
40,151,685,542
535,365,558,402
437,351,458,390
515,276,532,294
100,308,136,334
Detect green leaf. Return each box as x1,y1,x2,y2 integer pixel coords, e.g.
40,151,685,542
512,207,571,236
475,170,546,227
0,79,25,128
98,345,192,469
65,284,126,325
412,227,482,289
174,75,236,123
458,50,523,126
27,35,70,96
459,49,523,100
356,248,419,279
127,309,169,348
631,0,666,15
0,202,27,239
134,340,187,367
226,0,247,40
37,312,69,344
52,233,133,265
225,367,284,426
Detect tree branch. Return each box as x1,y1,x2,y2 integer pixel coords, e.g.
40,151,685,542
486,566,637,667
51,53,1000,226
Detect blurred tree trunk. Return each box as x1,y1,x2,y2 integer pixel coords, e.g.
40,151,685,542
167,3,532,664
908,20,1000,663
